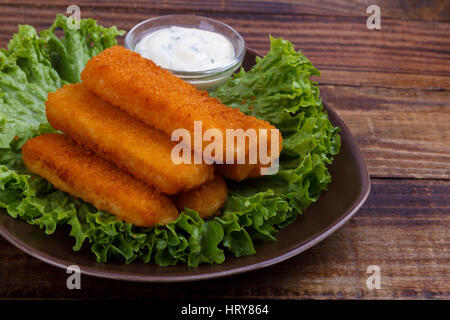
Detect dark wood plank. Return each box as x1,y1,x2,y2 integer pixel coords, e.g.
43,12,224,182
0,7,449,90
0,1,448,301
0,179,448,299
321,85,450,179
1,0,449,21
0,7,448,179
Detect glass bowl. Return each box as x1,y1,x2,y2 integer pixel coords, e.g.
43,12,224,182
125,15,246,91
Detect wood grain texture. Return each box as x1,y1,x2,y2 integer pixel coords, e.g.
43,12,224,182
0,7,449,90
321,85,450,179
0,6,448,179
1,0,449,21
0,0,448,300
0,179,448,299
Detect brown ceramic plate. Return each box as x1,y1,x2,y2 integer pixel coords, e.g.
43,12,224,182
0,48,370,282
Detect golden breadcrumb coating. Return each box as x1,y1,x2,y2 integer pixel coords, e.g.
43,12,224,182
22,133,178,226
172,174,228,219
46,83,214,195
215,163,255,182
81,45,282,181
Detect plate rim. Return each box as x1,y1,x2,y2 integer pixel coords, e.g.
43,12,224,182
0,48,371,283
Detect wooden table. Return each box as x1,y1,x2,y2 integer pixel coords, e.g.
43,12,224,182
0,0,448,300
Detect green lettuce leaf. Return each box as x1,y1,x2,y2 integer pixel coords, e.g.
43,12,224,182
40,14,125,83
0,17,340,267
211,36,340,255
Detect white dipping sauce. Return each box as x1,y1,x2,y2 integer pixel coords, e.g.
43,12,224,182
135,26,235,72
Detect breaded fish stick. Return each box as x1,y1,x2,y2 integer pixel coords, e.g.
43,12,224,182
22,133,178,226
46,83,214,195
81,46,282,181
172,174,228,219
216,163,255,182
